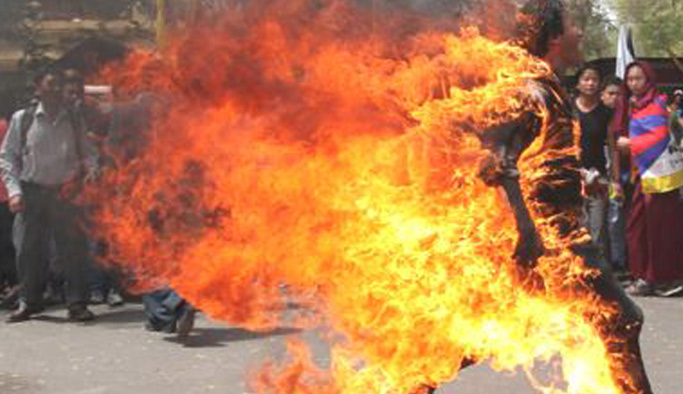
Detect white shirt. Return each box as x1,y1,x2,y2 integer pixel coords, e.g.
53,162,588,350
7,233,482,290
0,102,96,198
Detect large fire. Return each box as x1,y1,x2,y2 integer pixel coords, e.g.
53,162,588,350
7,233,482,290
91,1,632,393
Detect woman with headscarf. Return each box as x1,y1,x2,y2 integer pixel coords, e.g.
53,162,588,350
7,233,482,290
609,61,683,297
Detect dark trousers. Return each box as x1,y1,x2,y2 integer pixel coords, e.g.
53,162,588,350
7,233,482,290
608,175,633,270
88,240,123,295
90,267,121,295
0,202,17,287
15,182,90,309
627,179,683,283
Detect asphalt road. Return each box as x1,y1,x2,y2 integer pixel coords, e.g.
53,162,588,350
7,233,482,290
0,296,681,394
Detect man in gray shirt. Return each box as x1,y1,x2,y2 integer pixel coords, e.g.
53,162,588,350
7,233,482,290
1,67,97,322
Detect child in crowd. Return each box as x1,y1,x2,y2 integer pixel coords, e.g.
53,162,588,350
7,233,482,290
601,77,631,277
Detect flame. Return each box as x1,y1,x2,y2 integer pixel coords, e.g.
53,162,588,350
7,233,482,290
91,1,634,394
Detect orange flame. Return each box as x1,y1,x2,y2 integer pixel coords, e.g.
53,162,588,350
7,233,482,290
92,2,633,394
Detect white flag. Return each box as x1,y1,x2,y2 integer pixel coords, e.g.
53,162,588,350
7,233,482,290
616,25,635,79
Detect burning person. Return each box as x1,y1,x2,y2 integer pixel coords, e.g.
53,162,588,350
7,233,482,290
422,0,653,393
87,1,656,392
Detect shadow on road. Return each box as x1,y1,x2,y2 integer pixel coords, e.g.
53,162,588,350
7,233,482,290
164,326,302,348
31,314,96,325
94,308,147,324
27,306,145,325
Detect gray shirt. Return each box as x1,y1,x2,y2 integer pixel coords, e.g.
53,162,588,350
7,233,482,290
0,102,97,198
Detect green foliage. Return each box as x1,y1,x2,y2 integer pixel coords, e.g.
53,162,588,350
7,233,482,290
566,0,617,60
608,0,683,57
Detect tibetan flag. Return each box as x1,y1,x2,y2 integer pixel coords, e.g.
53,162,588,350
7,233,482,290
629,95,683,193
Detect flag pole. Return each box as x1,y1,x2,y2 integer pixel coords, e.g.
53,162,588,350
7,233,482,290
615,25,635,79
156,0,167,49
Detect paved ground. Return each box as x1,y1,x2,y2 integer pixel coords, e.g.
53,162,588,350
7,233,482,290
0,296,681,394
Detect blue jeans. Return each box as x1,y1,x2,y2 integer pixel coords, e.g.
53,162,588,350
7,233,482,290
608,198,626,269
142,288,190,331
607,173,632,270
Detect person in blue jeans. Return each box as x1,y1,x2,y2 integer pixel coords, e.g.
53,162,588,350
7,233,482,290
601,77,630,277
607,171,632,277
143,287,196,338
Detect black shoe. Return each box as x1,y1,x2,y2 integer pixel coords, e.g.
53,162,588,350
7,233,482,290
177,307,196,339
6,302,43,323
145,321,176,333
68,306,96,322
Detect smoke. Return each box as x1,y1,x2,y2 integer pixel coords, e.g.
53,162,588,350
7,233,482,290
355,0,521,35
357,0,478,15
182,0,522,43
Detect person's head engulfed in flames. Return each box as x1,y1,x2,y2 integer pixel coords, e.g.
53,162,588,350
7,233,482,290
518,0,582,70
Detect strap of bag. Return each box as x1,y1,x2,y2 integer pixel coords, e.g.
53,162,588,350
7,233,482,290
67,108,86,178
19,103,38,156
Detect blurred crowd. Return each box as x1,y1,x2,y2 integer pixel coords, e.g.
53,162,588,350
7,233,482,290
0,67,195,336
573,63,683,297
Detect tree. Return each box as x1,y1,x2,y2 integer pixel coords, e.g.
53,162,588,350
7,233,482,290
396,0,617,59
566,0,617,60
607,0,683,57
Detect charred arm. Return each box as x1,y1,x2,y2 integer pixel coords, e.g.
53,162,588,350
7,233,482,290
478,114,544,268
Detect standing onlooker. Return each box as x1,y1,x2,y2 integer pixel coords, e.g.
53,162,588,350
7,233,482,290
573,65,612,256
667,89,683,113
610,61,683,297
601,77,621,109
601,77,630,276
0,67,98,322
0,117,19,308
63,69,124,307
107,89,196,337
